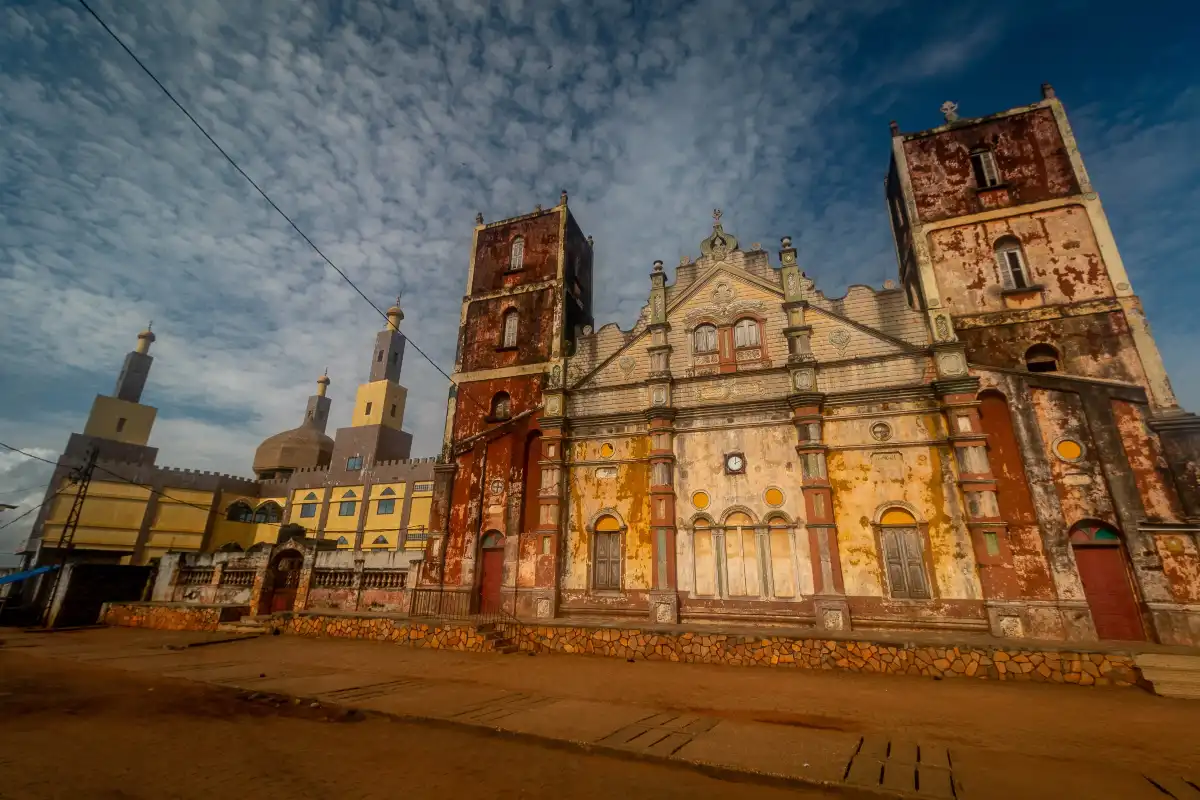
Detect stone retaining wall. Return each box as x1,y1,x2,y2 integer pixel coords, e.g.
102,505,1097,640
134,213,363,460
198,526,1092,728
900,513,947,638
101,602,247,632
100,604,1139,687
519,626,1138,686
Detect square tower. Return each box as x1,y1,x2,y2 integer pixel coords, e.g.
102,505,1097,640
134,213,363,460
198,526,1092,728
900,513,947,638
885,85,1178,412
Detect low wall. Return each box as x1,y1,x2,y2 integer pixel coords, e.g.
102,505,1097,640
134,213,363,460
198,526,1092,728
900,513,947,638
98,605,1140,687
101,602,248,631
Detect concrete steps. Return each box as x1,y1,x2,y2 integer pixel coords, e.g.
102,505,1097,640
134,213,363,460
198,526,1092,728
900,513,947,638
476,622,519,655
1135,653,1200,699
215,616,271,636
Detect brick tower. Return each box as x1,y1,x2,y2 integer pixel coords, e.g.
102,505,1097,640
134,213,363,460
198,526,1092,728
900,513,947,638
424,193,593,619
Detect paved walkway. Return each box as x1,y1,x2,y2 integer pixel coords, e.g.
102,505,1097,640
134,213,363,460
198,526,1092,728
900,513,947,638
4,627,1199,799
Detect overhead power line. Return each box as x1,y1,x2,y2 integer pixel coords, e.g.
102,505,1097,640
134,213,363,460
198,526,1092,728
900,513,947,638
75,0,483,415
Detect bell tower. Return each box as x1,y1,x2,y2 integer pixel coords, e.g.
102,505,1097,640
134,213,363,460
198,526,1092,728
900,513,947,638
425,193,593,620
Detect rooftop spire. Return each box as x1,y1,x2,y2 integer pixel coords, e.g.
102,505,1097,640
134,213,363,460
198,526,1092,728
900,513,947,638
386,294,404,331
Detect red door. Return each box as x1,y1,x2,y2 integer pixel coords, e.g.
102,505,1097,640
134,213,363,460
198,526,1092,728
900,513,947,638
1074,545,1144,641
267,557,302,614
478,548,504,614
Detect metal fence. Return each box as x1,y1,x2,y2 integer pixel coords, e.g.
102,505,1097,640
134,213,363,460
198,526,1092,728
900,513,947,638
407,587,525,650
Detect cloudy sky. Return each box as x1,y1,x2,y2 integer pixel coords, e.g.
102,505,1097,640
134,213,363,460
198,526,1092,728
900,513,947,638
1,0,1198,555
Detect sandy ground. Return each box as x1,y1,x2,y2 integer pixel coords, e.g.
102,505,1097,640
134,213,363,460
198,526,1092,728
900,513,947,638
91,630,1198,774
0,650,842,800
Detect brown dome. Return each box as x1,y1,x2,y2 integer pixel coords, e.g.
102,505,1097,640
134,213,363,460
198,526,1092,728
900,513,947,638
252,423,334,478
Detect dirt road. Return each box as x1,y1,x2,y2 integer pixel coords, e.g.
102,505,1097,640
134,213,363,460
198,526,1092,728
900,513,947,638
0,651,840,800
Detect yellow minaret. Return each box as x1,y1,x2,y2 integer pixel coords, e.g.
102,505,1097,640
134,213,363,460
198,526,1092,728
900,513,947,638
82,324,159,446
351,298,408,430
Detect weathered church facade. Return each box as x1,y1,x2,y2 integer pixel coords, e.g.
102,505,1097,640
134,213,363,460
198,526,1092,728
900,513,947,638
423,85,1200,646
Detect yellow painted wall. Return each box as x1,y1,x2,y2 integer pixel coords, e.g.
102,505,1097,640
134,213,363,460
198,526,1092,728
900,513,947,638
351,381,407,430
362,482,406,549
82,395,156,446
325,484,365,547
290,488,326,534
824,406,981,601
41,479,149,553
563,435,652,591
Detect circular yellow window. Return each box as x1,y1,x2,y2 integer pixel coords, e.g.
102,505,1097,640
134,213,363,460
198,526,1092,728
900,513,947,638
764,487,784,507
599,442,615,459
1054,438,1083,462
691,491,710,510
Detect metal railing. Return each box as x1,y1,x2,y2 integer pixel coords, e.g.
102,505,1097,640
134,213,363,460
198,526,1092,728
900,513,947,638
407,587,525,650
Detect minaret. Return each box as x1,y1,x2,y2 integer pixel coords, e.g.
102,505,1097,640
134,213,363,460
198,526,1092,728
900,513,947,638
329,298,414,469
114,324,155,402
351,298,408,430
81,325,159,449
306,370,332,433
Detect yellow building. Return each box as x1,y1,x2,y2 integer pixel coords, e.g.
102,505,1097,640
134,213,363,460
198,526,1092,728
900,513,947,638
26,302,436,581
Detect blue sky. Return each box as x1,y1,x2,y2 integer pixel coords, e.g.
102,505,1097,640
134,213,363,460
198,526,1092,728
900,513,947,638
2,0,1198,553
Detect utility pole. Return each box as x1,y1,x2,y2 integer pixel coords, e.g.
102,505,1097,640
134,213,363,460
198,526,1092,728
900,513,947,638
41,446,98,627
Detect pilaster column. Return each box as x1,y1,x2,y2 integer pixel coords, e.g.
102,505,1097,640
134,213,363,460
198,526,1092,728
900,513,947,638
645,258,679,624
536,389,569,620
420,460,457,586
789,391,850,631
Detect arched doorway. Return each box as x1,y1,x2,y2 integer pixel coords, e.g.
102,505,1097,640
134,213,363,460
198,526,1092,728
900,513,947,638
478,531,505,614
1070,522,1144,641
258,550,303,615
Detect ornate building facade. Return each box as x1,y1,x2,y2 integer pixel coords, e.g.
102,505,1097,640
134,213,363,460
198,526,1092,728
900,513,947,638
424,86,1200,646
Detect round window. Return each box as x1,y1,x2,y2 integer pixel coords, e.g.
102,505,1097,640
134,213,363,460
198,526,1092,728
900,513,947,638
599,442,615,459
1053,438,1084,462
764,487,784,507
691,491,710,510
870,422,893,442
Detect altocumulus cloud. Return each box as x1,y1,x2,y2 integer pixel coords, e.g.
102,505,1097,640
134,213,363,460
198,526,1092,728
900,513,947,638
1,0,1198,558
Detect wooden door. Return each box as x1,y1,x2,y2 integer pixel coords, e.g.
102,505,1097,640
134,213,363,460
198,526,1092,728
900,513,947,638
478,548,504,614
1074,545,1144,641
268,557,302,614
594,532,621,590
882,527,930,599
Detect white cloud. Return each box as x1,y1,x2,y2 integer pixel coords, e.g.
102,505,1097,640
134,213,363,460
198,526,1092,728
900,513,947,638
0,0,1196,505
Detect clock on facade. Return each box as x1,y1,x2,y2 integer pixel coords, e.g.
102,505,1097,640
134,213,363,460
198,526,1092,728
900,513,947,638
724,453,746,474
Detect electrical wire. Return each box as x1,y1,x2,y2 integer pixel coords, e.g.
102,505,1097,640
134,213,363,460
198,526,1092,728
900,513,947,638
75,0,488,416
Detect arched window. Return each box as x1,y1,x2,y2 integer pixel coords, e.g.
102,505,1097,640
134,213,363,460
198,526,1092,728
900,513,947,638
481,530,504,549
692,517,717,596
766,515,796,599
226,501,253,522
336,536,349,545
994,236,1030,289
253,501,282,524
723,512,760,597
501,309,519,348
1025,343,1059,373
509,236,525,271
693,324,717,353
878,507,930,599
733,318,760,348
593,515,622,590
490,391,511,420
372,535,389,545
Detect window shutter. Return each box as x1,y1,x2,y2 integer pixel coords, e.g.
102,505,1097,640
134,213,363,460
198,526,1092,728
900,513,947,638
983,152,999,186
883,529,909,598
900,528,930,599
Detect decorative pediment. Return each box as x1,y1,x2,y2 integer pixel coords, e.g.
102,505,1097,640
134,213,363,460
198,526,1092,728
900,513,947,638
699,209,739,262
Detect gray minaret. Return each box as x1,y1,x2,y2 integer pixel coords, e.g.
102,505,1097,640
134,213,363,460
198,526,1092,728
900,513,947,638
369,299,407,383
305,371,333,432
114,325,155,402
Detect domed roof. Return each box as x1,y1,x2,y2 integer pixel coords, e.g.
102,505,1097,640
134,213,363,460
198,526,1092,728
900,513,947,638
252,422,334,477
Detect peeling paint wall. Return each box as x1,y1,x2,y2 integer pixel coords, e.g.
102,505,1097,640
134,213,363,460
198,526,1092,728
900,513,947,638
825,404,980,603
562,434,651,597
1028,389,1116,527
957,310,1148,385
1110,400,1185,522
931,206,1113,314
903,107,1078,224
